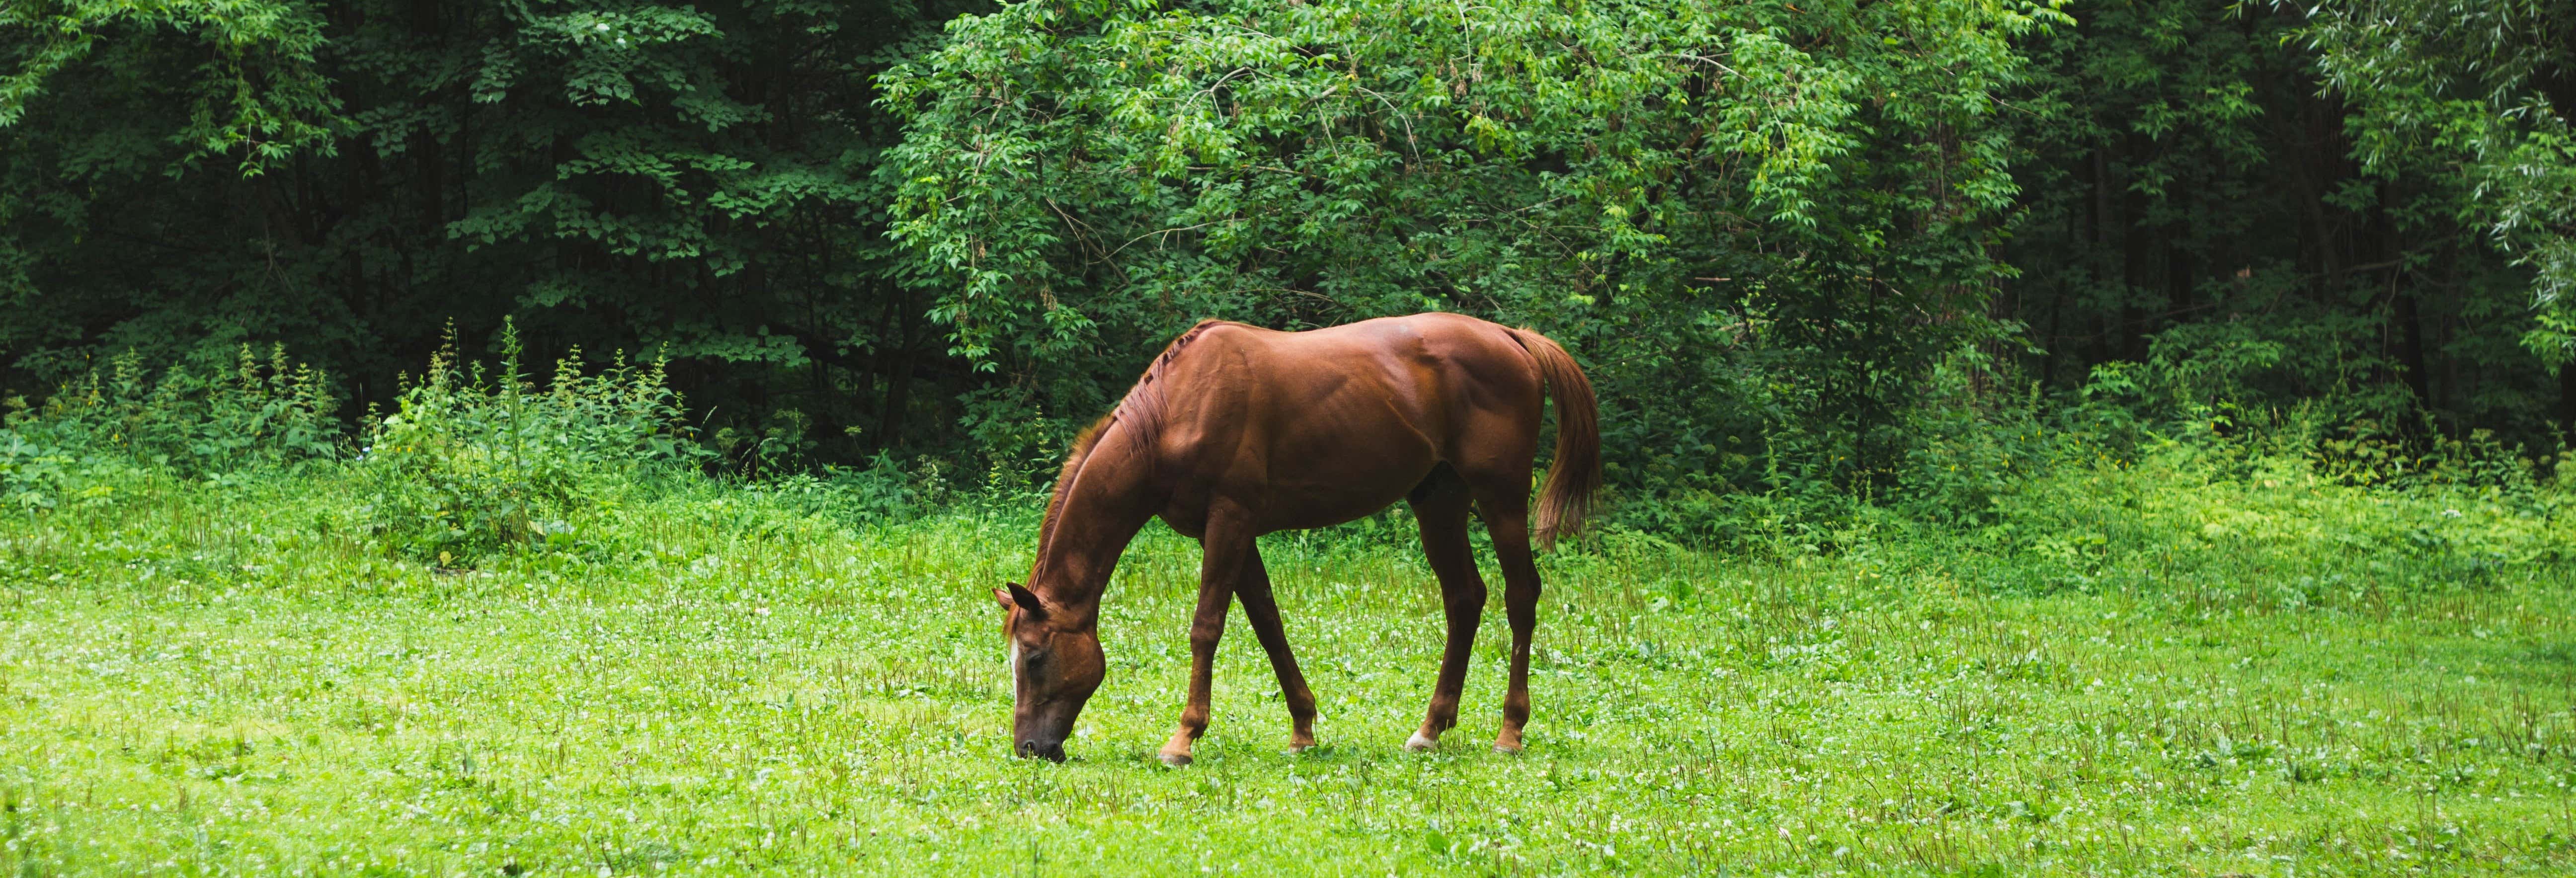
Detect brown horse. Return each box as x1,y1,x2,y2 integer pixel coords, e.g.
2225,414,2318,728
991,312,1600,765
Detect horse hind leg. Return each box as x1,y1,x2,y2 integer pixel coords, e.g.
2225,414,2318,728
1406,466,1486,751
1234,544,1319,751
1473,491,1542,754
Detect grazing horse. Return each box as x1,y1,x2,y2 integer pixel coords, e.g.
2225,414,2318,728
992,313,1600,765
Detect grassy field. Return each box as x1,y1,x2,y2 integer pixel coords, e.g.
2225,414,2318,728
3,474,2575,876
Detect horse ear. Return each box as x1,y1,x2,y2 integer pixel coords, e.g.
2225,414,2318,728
1000,582,1046,620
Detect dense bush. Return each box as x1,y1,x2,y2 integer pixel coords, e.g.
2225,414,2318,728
882,0,2062,498
1949,427,2569,597
1578,315,2576,598
13,345,340,471
355,323,712,566
0,428,71,512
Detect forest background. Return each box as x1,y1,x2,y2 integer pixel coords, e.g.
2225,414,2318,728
4,0,2576,549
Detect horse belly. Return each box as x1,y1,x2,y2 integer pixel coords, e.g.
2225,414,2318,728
1258,491,1415,532
1253,444,1438,533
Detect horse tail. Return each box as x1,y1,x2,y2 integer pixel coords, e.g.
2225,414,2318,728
1507,326,1601,551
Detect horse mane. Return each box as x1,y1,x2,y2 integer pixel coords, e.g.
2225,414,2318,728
1033,319,1226,562
1034,413,1116,561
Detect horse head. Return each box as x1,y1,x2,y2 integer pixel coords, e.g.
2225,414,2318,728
994,582,1103,761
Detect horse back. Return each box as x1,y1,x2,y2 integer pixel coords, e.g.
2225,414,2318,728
1143,314,1547,530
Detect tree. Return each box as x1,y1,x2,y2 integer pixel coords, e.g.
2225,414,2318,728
1,0,976,468
2298,0,2576,434
882,0,2068,495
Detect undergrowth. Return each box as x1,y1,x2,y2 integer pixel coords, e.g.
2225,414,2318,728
1,332,2568,588
0,345,338,511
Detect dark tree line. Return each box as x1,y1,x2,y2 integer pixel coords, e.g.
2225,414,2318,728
2004,2,2568,445
3,0,982,467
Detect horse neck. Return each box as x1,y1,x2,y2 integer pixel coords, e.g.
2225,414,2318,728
1030,427,1158,624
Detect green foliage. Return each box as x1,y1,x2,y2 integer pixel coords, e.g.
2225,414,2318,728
355,321,708,565
1882,331,2576,598
884,0,2068,490
0,0,976,469
0,344,341,513
1956,428,2571,598
747,451,955,527
0,427,74,512
2298,0,2576,362
2000,2,2561,452
0,0,342,170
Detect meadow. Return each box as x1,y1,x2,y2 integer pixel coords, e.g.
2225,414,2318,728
4,459,2574,876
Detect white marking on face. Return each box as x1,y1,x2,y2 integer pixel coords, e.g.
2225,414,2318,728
1009,642,1021,689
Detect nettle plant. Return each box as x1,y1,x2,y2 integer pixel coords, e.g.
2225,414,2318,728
50,346,343,471
0,345,341,510
358,321,710,566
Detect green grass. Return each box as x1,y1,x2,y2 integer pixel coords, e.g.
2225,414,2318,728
4,472,2576,875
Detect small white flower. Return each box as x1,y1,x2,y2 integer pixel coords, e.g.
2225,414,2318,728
594,22,610,31
2443,508,2462,518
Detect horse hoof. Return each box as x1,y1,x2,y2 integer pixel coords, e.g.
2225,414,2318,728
1493,742,1524,755
1287,742,1314,754
1156,751,1193,768
1404,732,1437,751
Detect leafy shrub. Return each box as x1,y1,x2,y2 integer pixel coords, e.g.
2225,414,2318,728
746,452,953,527
1953,433,2572,600
13,345,341,474
357,323,712,566
1892,351,2059,527
1619,325,2576,600
0,345,341,510
0,427,74,512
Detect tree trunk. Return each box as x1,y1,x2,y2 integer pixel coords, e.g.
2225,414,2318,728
878,287,918,451
2561,366,2576,445
2377,182,2432,414
411,0,443,242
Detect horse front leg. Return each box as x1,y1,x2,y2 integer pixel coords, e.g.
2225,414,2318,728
1234,543,1318,751
1160,506,1253,767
